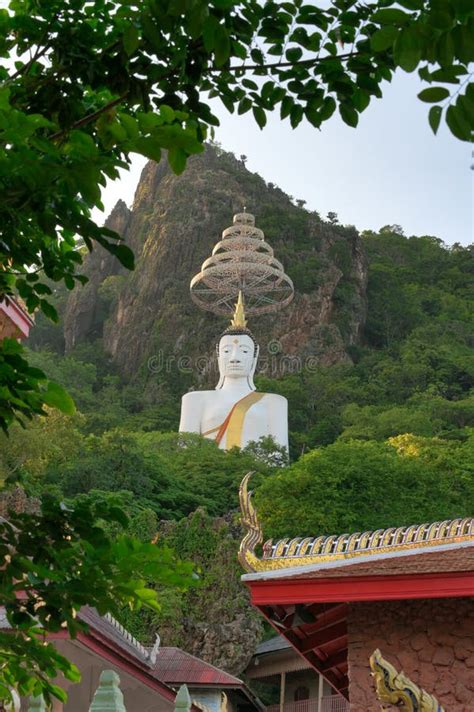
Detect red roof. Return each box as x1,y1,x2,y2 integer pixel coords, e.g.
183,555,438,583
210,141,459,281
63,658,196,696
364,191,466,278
244,541,474,700
0,296,34,341
154,647,244,687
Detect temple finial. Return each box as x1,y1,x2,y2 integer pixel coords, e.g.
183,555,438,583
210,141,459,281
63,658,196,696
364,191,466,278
231,291,247,329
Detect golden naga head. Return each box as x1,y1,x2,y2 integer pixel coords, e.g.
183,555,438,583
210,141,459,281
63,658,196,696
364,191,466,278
369,649,445,712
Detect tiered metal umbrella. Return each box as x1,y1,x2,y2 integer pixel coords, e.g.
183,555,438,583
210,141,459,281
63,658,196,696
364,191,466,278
190,210,294,316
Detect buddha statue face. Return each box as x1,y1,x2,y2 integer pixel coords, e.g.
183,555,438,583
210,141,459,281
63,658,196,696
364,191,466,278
216,332,258,389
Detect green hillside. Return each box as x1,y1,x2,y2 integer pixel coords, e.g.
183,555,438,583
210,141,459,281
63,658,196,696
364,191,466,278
1,187,472,670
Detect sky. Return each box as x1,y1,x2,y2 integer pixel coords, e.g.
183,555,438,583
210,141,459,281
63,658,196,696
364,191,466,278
96,71,473,246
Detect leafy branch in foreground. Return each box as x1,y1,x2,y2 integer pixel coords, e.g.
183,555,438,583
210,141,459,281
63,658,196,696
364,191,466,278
0,494,193,704
0,0,473,429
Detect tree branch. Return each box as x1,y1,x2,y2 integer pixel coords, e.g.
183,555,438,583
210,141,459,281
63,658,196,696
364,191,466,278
208,51,358,74
49,92,129,141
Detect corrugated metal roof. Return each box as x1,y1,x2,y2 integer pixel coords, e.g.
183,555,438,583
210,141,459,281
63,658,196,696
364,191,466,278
255,636,291,655
154,647,244,687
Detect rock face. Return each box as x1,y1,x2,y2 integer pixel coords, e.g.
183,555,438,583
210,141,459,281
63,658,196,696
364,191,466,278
155,510,264,676
63,145,367,383
181,614,262,676
348,598,474,711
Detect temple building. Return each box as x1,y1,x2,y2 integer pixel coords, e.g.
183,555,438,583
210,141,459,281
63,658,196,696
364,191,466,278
0,606,262,712
244,636,347,712
239,474,474,710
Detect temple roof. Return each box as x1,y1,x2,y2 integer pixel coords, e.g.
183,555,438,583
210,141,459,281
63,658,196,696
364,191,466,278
238,473,474,575
238,474,474,701
79,607,151,664
0,296,34,341
152,647,244,687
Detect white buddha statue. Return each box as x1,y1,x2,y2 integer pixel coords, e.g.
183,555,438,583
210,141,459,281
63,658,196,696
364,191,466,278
179,293,288,453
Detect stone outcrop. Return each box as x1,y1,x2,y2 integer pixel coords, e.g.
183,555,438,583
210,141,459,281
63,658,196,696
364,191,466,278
181,614,262,677
63,145,367,383
348,598,474,711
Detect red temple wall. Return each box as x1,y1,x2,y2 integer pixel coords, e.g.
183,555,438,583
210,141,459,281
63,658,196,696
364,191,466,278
347,597,474,711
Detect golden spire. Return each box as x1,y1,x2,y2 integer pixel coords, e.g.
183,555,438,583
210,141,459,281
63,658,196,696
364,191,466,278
231,290,247,328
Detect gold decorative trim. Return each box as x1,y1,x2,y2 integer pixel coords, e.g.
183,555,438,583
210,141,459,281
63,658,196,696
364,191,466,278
370,649,444,711
238,478,474,573
238,472,264,573
231,290,247,329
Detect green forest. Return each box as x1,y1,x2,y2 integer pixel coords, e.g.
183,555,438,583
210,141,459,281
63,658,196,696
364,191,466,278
1,223,473,654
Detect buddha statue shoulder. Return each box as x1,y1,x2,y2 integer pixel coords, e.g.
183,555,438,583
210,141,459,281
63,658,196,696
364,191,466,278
179,292,288,453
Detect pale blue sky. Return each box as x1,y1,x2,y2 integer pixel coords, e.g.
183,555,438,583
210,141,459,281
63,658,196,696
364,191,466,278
98,72,473,246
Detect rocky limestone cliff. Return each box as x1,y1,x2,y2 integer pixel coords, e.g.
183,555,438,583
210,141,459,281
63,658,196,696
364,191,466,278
64,145,367,384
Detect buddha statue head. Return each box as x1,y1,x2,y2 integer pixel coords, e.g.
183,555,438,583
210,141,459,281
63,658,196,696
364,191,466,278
216,292,259,390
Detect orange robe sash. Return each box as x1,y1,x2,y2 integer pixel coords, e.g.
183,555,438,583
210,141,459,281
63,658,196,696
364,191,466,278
202,392,265,448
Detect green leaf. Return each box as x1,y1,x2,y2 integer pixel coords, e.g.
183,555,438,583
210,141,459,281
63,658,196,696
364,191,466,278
339,103,358,127
290,104,304,128
42,382,76,416
394,26,422,72
352,88,370,112
0,86,10,111
450,0,474,13
429,65,467,83
371,8,411,25
436,32,454,67
168,147,187,174
49,684,67,703
252,106,267,128
397,0,423,8
286,47,303,62
220,94,235,113
123,25,140,56
238,97,252,115
40,300,58,323
428,105,443,134
452,25,474,64
280,96,293,119
63,664,81,684
428,9,454,30
319,96,337,121
305,106,321,128
418,87,450,102
134,136,162,162
202,15,218,52
119,113,139,140
159,105,175,123
370,26,398,52
214,25,230,66
107,243,135,270
446,103,471,141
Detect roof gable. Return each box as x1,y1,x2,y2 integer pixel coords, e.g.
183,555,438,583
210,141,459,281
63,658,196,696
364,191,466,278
153,647,244,687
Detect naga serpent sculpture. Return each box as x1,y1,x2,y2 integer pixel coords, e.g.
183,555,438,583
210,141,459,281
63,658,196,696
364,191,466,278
238,472,264,572
370,649,445,712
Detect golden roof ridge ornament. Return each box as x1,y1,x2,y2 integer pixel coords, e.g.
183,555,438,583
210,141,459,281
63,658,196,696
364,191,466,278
237,486,474,572
370,649,444,712
238,473,264,573
231,291,247,329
